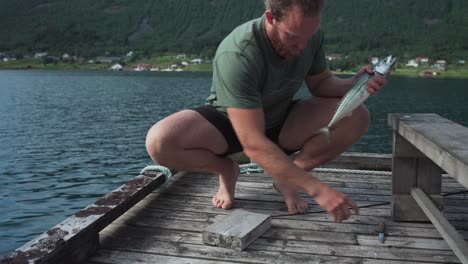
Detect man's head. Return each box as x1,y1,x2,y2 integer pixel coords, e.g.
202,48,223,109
264,0,324,59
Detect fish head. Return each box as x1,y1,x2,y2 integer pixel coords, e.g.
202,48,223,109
374,55,397,76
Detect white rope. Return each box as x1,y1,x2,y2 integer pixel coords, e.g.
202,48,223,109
239,162,392,176
140,165,173,178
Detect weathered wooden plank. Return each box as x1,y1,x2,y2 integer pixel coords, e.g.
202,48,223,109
140,199,392,218
97,237,362,264
250,238,459,263
202,210,272,251
417,157,443,194
124,195,468,236
411,188,468,263
129,202,468,231
89,156,466,264
357,235,451,250
389,113,468,189
183,171,393,184
98,233,459,263
98,219,462,263
0,170,168,264
391,119,447,222
182,172,467,190
361,260,445,264
100,224,359,246
271,219,448,239
392,133,426,158
177,173,464,195
149,194,390,213
166,185,392,202
392,195,442,222
106,208,455,240
89,249,240,264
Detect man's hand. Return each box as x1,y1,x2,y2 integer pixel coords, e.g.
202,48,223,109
354,65,388,96
313,183,359,222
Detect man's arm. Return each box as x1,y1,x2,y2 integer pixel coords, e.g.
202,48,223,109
306,67,387,97
227,107,359,222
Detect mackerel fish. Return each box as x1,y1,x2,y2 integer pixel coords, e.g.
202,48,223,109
318,55,397,142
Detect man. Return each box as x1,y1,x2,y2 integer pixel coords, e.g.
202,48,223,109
145,0,388,222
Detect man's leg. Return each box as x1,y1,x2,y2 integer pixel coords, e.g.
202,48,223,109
275,97,370,214
145,110,239,209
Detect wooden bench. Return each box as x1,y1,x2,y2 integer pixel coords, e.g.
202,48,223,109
389,113,468,263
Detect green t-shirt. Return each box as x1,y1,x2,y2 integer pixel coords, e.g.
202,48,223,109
206,15,326,129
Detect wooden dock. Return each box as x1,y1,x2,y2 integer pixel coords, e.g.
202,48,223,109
3,113,468,264
85,162,467,264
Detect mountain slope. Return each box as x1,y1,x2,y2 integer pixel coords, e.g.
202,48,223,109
1,0,467,60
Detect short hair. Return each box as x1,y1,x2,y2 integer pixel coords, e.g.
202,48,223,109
264,0,325,21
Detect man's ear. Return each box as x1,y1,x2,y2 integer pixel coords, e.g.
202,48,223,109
265,10,275,25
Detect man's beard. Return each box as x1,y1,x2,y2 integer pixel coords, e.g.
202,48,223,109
269,27,299,59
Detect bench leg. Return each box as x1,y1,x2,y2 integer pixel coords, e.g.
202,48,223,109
392,133,443,222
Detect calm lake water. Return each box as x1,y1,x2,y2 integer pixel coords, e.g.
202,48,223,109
0,70,467,256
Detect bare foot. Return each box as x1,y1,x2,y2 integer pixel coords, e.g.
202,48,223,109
212,160,239,209
273,181,309,214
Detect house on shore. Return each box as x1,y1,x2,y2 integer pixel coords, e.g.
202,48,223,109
415,56,430,65
34,52,48,59
96,56,121,64
406,59,419,67
110,63,123,71
134,64,152,71
325,53,345,61
191,58,203,64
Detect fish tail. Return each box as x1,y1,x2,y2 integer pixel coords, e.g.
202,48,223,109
318,127,331,143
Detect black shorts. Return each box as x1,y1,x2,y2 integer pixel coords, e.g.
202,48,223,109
191,101,300,156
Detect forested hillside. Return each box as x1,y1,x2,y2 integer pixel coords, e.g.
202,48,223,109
1,0,467,60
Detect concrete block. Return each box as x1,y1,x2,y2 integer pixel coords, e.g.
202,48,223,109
202,210,272,251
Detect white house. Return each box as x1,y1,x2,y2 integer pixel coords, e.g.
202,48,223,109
325,54,345,61
134,64,151,71
406,59,419,68
458,60,465,65
110,63,123,71
191,58,203,64
34,52,48,59
177,53,187,59
434,60,446,66
111,64,123,71
415,56,429,64
433,60,446,71
96,56,121,63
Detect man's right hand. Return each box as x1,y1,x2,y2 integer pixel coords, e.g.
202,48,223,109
313,183,360,222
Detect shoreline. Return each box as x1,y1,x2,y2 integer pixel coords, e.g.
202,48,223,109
2,61,468,79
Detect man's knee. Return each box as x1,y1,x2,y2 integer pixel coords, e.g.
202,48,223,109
145,120,177,166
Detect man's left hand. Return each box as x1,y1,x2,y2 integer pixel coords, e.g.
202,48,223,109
354,65,388,95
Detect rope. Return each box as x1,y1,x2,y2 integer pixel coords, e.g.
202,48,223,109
239,162,392,176
140,165,172,179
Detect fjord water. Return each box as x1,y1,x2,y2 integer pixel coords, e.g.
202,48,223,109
0,70,467,256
